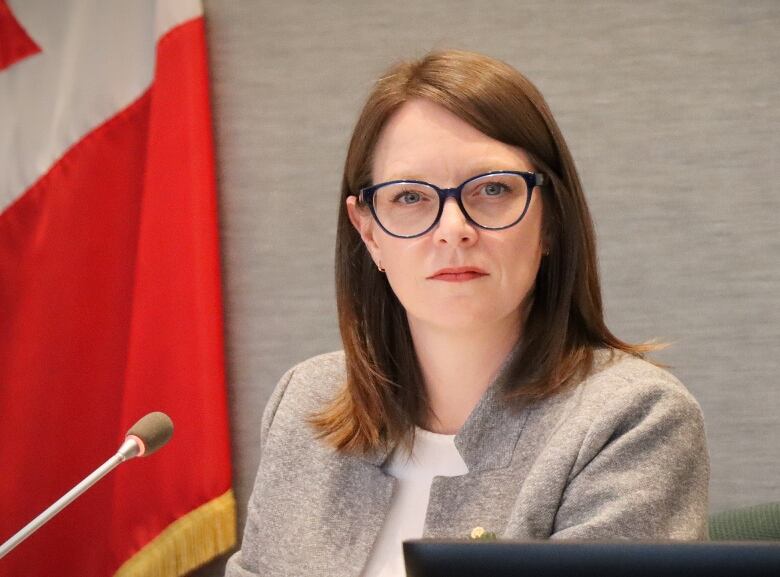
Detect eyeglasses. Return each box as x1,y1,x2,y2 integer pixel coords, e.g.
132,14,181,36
359,171,545,239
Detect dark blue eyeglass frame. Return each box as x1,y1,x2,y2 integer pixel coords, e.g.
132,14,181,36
358,170,545,239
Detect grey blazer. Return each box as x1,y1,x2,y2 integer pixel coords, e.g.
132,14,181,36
226,349,709,577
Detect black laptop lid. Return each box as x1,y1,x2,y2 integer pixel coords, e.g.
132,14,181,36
403,539,780,577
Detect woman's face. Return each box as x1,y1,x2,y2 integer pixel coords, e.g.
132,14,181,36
347,98,545,334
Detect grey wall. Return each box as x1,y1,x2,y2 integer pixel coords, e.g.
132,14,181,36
196,0,780,574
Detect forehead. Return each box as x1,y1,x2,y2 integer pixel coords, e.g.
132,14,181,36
371,98,532,184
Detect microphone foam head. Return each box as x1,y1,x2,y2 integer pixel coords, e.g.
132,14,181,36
126,412,174,456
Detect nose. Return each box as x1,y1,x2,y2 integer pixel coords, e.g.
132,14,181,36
432,198,477,246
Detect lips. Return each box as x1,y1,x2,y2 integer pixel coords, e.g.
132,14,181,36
428,266,488,282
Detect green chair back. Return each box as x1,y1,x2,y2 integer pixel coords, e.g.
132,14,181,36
709,502,780,541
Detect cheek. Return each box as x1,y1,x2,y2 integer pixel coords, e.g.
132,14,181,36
494,238,541,292
377,237,424,286
494,213,544,291
508,244,543,292
375,237,434,314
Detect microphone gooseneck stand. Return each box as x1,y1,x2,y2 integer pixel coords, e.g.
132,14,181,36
0,437,142,559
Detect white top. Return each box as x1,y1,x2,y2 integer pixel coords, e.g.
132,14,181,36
361,427,469,577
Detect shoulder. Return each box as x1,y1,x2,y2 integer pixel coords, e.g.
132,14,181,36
525,349,705,442
523,349,707,462
261,351,346,437
578,349,703,421
281,350,345,384
543,349,708,470
282,349,346,403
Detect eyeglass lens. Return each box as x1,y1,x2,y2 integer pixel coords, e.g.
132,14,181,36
372,173,530,237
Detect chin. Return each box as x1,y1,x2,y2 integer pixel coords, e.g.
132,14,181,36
410,305,518,333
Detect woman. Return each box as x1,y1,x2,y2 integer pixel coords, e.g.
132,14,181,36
226,50,709,577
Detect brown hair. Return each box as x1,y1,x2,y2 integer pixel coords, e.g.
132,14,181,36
310,49,657,455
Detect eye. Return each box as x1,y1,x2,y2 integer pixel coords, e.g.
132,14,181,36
480,181,509,197
392,190,424,205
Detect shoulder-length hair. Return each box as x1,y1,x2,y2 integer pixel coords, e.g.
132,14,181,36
310,49,656,455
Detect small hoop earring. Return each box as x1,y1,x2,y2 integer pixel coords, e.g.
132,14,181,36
377,262,385,273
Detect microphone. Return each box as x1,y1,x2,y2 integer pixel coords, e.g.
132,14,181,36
0,412,174,559
121,411,175,458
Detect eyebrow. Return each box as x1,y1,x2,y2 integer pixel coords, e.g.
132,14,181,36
377,167,527,184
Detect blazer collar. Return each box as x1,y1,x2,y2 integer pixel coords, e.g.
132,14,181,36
453,348,529,473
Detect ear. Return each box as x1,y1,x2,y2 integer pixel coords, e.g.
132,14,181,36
346,196,382,264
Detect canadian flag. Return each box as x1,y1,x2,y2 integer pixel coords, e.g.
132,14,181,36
0,1,235,576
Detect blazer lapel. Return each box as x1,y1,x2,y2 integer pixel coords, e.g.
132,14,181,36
312,447,396,576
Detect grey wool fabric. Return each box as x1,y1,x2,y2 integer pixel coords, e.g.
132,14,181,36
225,349,709,577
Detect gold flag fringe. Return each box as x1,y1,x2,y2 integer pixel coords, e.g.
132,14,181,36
114,489,236,577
